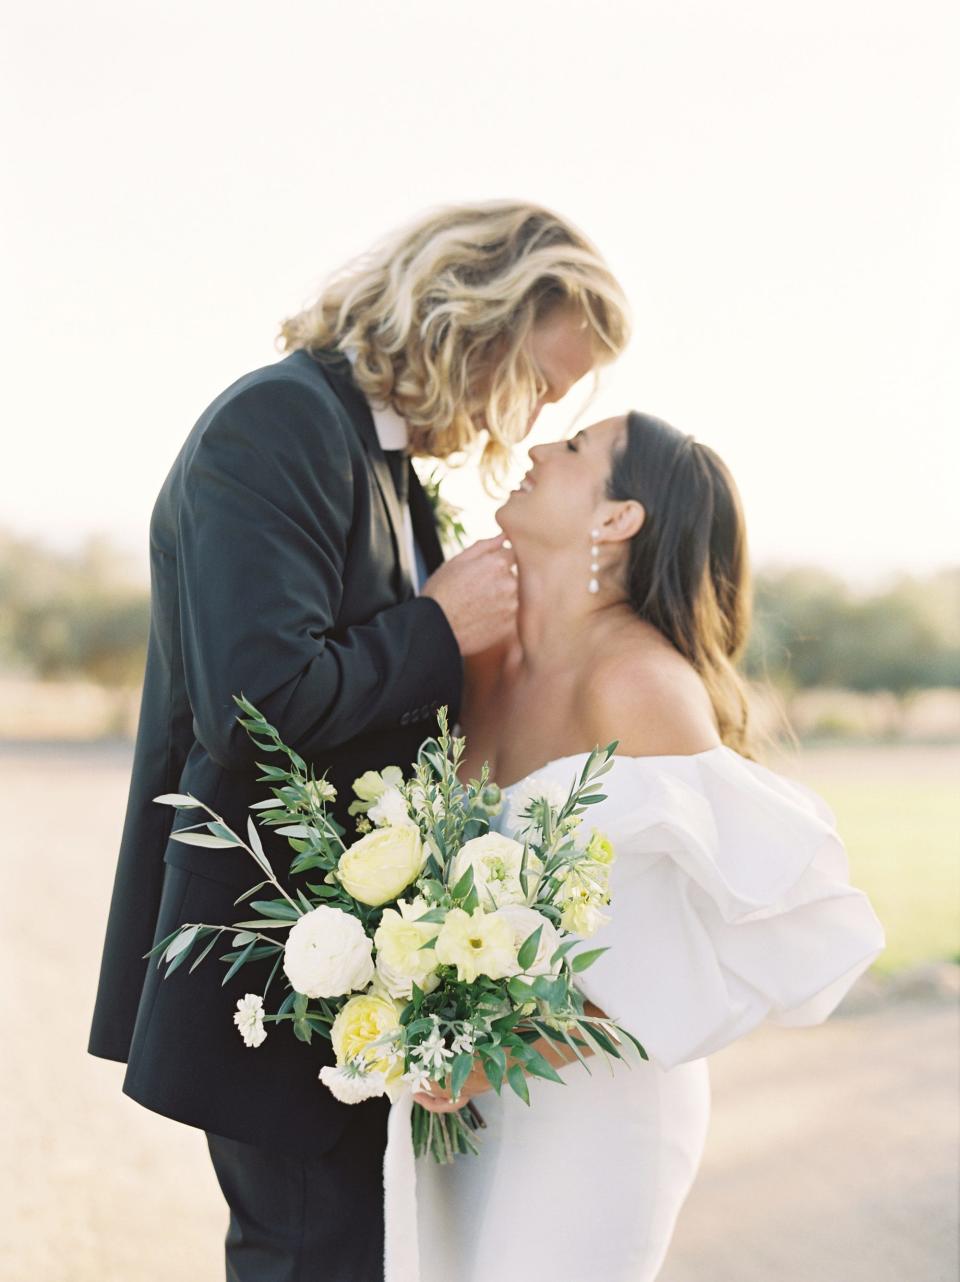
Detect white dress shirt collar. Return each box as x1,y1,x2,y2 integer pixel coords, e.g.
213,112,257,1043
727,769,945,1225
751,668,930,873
343,347,409,450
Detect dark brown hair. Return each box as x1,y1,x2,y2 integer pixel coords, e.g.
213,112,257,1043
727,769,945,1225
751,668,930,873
607,411,754,754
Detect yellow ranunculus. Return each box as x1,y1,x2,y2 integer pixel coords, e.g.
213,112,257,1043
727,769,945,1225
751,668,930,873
434,907,517,983
331,993,402,1082
338,825,424,906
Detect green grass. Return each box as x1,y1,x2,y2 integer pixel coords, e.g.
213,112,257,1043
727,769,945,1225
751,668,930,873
797,767,960,975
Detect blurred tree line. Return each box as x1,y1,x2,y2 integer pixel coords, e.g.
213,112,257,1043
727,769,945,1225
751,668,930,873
0,531,150,686
744,566,960,695
0,531,957,695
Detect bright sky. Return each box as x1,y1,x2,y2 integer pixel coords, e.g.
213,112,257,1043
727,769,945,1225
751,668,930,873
2,0,957,585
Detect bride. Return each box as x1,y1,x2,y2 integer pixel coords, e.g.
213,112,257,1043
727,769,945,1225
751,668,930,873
411,411,884,1282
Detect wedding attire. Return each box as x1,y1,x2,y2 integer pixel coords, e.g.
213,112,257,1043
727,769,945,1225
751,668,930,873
88,348,459,1279
406,747,885,1282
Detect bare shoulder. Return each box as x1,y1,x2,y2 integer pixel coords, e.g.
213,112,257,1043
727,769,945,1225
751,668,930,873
579,634,721,758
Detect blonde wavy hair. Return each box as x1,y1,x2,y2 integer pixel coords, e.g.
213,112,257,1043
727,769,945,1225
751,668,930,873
278,201,630,479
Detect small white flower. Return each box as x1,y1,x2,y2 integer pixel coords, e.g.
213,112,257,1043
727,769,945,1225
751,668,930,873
403,1066,434,1094
451,1026,476,1056
319,1063,388,1104
368,786,417,829
233,994,267,1048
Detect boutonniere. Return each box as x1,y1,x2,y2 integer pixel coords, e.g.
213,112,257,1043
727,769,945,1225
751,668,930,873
418,466,467,551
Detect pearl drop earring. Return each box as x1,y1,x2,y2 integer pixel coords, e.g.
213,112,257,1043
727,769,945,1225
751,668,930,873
589,529,600,594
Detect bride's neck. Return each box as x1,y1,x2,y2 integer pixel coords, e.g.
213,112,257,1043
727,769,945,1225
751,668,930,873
513,543,628,672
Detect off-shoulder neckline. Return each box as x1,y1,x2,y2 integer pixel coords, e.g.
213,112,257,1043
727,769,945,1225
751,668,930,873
499,744,732,794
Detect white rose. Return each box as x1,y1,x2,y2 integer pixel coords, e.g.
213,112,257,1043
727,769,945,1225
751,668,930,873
282,905,374,998
496,905,563,977
448,832,542,908
368,786,417,829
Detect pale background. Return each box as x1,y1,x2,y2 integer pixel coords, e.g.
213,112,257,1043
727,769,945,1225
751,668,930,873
2,3,958,1281
2,0,958,579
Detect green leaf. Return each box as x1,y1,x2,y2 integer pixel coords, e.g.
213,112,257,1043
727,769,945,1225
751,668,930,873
506,1063,530,1105
450,864,475,900
548,938,580,966
276,990,297,1017
414,907,448,924
516,924,543,972
169,832,238,849
571,946,609,973
229,918,294,930
188,933,219,973
220,938,256,985
231,930,257,947
618,1026,649,1061
153,793,201,808
449,1053,474,1102
249,797,285,811
164,924,199,962
209,822,241,844
478,1045,506,1093
580,1021,622,1058
249,899,301,921
507,977,536,1004
520,1048,565,1085
531,975,567,1006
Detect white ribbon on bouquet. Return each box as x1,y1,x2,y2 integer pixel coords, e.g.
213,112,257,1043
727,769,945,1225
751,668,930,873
383,1089,421,1282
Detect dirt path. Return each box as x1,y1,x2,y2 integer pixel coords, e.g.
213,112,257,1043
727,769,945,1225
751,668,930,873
2,742,957,1281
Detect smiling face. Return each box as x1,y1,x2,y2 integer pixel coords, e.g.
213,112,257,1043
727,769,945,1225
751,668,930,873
497,416,642,554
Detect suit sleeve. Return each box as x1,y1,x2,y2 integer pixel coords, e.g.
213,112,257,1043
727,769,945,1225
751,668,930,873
176,374,463,769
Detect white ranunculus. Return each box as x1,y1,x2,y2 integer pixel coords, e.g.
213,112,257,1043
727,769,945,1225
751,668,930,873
319,1064,387,1104
448,832,542,908
233,993,267,1048
505,776,569,842
368,785,416,829
282,905,374,998
496,904,563,977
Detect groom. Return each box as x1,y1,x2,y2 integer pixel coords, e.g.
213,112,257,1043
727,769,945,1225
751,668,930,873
88,201,628,1280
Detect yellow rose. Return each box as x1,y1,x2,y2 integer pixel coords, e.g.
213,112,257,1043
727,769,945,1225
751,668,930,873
331,992,403,1082
338,825,424,906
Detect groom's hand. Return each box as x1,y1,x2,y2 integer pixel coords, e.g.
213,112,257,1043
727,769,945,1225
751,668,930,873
421,536,518,656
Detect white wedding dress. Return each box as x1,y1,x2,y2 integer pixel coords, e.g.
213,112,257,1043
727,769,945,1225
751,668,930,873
397,747,884,1282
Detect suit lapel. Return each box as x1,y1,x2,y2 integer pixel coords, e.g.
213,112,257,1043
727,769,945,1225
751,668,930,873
310,351,415,598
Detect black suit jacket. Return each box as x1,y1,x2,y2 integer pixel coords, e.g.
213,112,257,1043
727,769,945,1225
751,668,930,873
88,348,463,1156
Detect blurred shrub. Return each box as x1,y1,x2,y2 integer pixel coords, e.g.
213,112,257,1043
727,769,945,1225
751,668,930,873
745,566,960,696
1,529,957,700
0,531,149,687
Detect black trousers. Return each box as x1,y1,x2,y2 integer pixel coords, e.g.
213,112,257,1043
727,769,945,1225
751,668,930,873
206,1103,389,1282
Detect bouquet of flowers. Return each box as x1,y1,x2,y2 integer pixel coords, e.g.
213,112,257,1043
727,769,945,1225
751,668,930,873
149,696,647,1162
